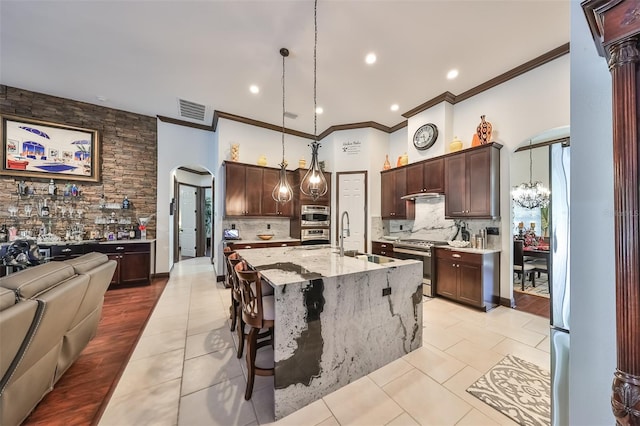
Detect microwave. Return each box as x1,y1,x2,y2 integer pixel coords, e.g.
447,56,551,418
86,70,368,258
301,205,330,227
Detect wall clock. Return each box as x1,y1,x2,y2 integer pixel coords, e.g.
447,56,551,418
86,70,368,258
413,123,438,150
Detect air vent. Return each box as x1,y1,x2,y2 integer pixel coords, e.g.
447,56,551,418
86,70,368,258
284,111,298,119
178,99,206,121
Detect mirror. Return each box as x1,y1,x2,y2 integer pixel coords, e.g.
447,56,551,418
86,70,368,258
510,126,570,310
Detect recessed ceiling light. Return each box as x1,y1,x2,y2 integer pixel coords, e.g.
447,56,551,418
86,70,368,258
315,106,324,114
365,53,377,65
447,69,459,80
249,85,260,94
390,104,399,111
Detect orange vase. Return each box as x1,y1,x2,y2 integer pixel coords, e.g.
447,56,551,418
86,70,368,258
472,133,482,147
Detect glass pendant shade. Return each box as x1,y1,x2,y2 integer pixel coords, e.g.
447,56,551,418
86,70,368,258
300,141,327,200
273,163,293,203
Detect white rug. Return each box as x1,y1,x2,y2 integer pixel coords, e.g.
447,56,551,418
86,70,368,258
467,355,550,426
514,273,549,298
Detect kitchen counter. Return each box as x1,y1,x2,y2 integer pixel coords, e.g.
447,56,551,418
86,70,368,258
228,237,300,246
235,245,422,419
437,246,501,254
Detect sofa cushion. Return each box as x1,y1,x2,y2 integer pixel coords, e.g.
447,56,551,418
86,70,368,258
0,287,16,311
64,252,109,274
0,262,75,300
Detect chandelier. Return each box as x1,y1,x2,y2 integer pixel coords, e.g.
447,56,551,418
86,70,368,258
300,0,328,201
512,140,550,209
272,48,293,204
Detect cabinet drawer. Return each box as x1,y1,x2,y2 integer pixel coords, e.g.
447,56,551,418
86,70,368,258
50,244,86,259
91,242,151,254
372,241,394,256
435,248,481,264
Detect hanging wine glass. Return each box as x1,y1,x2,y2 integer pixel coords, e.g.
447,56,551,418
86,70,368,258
8,205,18,217
23,204,32,218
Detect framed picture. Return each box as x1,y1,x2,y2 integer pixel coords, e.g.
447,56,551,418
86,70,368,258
0,114,100,182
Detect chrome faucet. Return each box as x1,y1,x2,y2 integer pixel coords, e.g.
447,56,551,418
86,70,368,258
339,210,350,257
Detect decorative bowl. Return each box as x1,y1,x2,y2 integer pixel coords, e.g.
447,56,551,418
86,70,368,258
447,240,470,248
257,234,274,241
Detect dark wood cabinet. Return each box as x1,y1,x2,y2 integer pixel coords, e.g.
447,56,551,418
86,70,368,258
371,241,394,257
435,248,499,311
49,244,85,261
406,158,444,195
225,161,294,217
92,242,151,286
444,143,501,219
228,240,301,250
381,168,414,220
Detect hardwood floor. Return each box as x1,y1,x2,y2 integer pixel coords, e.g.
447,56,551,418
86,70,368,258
513,291,550,319
22,278,168,426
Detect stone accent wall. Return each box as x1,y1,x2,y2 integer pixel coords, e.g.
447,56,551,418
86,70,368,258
0,85,157,241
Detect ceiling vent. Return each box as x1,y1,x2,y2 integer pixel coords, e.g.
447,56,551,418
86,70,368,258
178,98,207,122
284,111,298,119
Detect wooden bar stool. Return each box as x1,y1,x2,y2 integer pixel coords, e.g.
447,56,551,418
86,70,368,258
235,266,274,400
226,254,242,333
222,247,236,289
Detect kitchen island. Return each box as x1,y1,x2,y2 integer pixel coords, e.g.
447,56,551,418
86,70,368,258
235,245,422,419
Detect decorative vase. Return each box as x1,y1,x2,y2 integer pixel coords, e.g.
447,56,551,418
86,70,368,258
383,155,391,170
299,158,307,168
400,152,408,166
476,115,492,144
450,136,463,152
471,133,482,147
257,155,267,166
231,144,239,161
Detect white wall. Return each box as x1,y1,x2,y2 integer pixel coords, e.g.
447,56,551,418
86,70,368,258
569,1,616,423
157,120,216,273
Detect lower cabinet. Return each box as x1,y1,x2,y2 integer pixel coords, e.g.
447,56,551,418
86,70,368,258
435,248,499,311
371,241,394,257
93,243,151,286
228,240,301,250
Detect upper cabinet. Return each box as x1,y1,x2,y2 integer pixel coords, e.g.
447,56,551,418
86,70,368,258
444,143,501,219
224,161,294,217
381,168,414,220
406,158,444,195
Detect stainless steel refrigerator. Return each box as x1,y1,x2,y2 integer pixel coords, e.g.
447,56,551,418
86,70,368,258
549,142,570,426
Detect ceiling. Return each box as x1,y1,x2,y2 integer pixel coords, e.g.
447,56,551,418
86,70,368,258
0,1,570,137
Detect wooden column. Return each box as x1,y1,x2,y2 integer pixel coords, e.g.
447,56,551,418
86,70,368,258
583,1,640,424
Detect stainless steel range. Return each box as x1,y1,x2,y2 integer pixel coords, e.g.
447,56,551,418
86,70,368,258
393,239,447,297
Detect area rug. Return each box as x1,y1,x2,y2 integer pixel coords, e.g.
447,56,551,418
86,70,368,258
513,273,549,298
466,354,550,426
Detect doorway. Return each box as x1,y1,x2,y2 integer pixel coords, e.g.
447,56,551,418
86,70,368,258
179,183,197,259
336,171,368,252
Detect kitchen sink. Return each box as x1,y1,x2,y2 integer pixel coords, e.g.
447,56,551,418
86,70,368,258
339,250,395,264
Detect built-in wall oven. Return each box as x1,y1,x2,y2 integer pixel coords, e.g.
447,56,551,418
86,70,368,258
301,205,330,227
392,240,447,297
301,228,330,245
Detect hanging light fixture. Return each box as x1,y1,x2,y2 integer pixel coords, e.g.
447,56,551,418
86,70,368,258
300,0,328,201
511,140,550,209
272,47,293,204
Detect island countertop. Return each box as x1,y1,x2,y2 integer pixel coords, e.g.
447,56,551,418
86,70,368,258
235,245,417,286
234,244,423,420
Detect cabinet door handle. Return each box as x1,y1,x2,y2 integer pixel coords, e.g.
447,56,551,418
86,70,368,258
452,253,461,258
62,248,71,253
116,246,125,251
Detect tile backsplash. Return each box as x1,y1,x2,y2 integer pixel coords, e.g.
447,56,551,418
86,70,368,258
222,218,290,240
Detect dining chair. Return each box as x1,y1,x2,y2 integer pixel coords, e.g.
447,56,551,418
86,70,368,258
513,239,537,291
235,265,274,400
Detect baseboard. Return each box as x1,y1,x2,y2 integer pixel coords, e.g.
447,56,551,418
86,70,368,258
500,296,516,308
152,272,170,279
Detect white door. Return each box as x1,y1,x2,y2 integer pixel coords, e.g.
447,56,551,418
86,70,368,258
338,172,366,252
179,184,197,258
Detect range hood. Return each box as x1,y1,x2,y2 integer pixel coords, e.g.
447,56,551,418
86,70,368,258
400,192,442,200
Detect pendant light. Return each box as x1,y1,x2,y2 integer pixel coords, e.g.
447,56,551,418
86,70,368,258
272,47,293,204
511,140,550,209
300,0,328,201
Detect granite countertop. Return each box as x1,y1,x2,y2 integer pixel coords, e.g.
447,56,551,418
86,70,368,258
32,239,155,246
229,237,300,245
436,246,501,254
235,245,418,287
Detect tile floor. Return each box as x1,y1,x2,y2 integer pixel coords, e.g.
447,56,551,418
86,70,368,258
99,257,551,426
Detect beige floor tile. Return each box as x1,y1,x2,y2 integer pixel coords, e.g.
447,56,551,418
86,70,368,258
485,322,546,347
368,357,415,387
251,384,275,424
272,399,333,426
456,408,500,425
403,344,466,383
386,412,419,425
484,306,536,329
188,311,230,336
423,298,462,313
99,378,181,426
185,326,235,359
181,347,244,396
383,369,472,425
536,336,551,353
143,313,189,336
323,376,404,425
112,348,184,398
423,321,465,351
239,346,275,394
445,339,505,373
444,321,505,350
316,416,340,426
523,315,551,335
178,376,257,426
442,366,519,426
423,306,463,328
491,338,550,371
130,329,187,360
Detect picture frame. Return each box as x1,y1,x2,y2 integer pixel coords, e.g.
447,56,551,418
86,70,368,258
0,114,100,182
